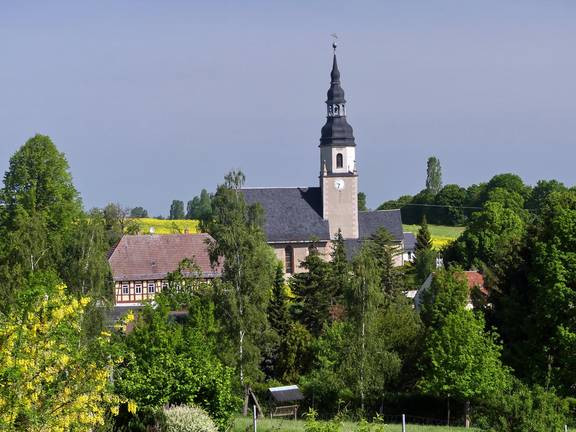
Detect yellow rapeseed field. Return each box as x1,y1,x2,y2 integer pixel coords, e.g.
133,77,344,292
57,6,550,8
131,218,200,235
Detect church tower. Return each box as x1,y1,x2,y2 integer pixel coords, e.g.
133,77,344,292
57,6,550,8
320,43,359,239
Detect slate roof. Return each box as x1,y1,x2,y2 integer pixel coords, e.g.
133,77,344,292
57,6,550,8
108,233,221,281
403,232,416,252
358,210,404,241
242,187,330,242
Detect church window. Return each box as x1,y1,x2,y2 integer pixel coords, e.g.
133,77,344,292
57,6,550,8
336,153,343,168
285,246,294,274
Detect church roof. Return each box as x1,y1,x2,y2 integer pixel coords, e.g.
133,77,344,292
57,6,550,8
359,209,404,241
243,188,404,245
242,187,330,242
403,232,417,252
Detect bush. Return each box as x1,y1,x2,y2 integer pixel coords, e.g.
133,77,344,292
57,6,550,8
474,380,570,431
164,405,218,432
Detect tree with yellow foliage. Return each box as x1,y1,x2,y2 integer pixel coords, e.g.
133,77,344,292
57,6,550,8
0,271,129,431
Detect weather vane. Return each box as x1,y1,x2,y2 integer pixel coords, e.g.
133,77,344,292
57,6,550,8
331,33,338,51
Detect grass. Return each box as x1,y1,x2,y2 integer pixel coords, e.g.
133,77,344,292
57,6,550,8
132,218,200,235
232,416,477,432
402,224,465,250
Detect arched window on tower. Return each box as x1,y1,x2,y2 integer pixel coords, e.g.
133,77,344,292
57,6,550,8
285,246,294,274
336,153,343,169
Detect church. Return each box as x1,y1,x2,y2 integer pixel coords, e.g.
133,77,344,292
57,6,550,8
243,44,405,275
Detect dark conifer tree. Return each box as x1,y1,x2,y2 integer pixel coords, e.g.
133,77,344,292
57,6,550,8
290,248,332,337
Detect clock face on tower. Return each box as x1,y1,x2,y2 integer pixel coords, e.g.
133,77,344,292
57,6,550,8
334,179,345,191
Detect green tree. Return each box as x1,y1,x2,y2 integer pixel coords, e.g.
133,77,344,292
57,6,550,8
169,200,185,220
186,189,213,223
413,216,436,284
444,198,526,275
425,156,442,195
434,184,467,225
129,206,148,218
357,192,367,211
114,302,239,430
207,170,277,389
0,135,83,307
290,248,333,337
480,173,531,205
377,194,413,211
420,268,469,329
419,269,511,426
419,309,511,426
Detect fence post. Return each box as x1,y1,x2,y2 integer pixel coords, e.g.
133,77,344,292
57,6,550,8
565,425,568,432
253,405,257,432
402,414,406,432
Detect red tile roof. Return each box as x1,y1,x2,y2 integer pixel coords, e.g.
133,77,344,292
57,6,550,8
108,234,221,281
460,271,488,295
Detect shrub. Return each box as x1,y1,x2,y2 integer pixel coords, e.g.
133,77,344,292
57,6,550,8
164,405,218,432
474,380,570,431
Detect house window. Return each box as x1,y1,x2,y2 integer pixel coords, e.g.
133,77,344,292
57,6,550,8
135,283,142,294
122,284,129,295
336,153,343,168
285,246,294,274
148,282,156,294
162,282,168,291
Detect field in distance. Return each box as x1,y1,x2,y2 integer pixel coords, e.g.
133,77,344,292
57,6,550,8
131,218,200,235
402,224,465,250
232,416,477,432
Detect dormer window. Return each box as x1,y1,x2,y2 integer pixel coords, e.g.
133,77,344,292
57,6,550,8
336,153,343,169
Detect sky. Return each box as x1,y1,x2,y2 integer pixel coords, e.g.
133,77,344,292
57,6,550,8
1,1,575,216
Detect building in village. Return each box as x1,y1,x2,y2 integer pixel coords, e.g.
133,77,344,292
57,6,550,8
411,271,488,311
243,44,405,274
108,233,220,306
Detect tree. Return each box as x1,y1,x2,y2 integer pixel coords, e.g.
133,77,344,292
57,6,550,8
425,156,442,195
413,216,436,284
290,248,333,337
434,184,467,225
186,189,213,223
419,309,511,426
419,269,510,427
129,206,148,218
0,272,123,430
169,200,185,220
378,194,413,211
114,302,239,430
357,192,367,211
207,170,277,390
0,135,83,308
444,198,526,275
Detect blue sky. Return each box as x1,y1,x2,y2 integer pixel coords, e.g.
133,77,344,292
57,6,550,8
1,1,575,215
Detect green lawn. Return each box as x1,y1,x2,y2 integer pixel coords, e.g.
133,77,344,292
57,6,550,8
232,416,477,432
402,224,465,250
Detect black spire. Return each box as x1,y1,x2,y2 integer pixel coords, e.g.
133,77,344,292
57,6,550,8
320,43,355,147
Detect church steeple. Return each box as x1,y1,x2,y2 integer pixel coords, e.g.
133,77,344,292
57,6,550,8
319,42,359,240
320,43,356,147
